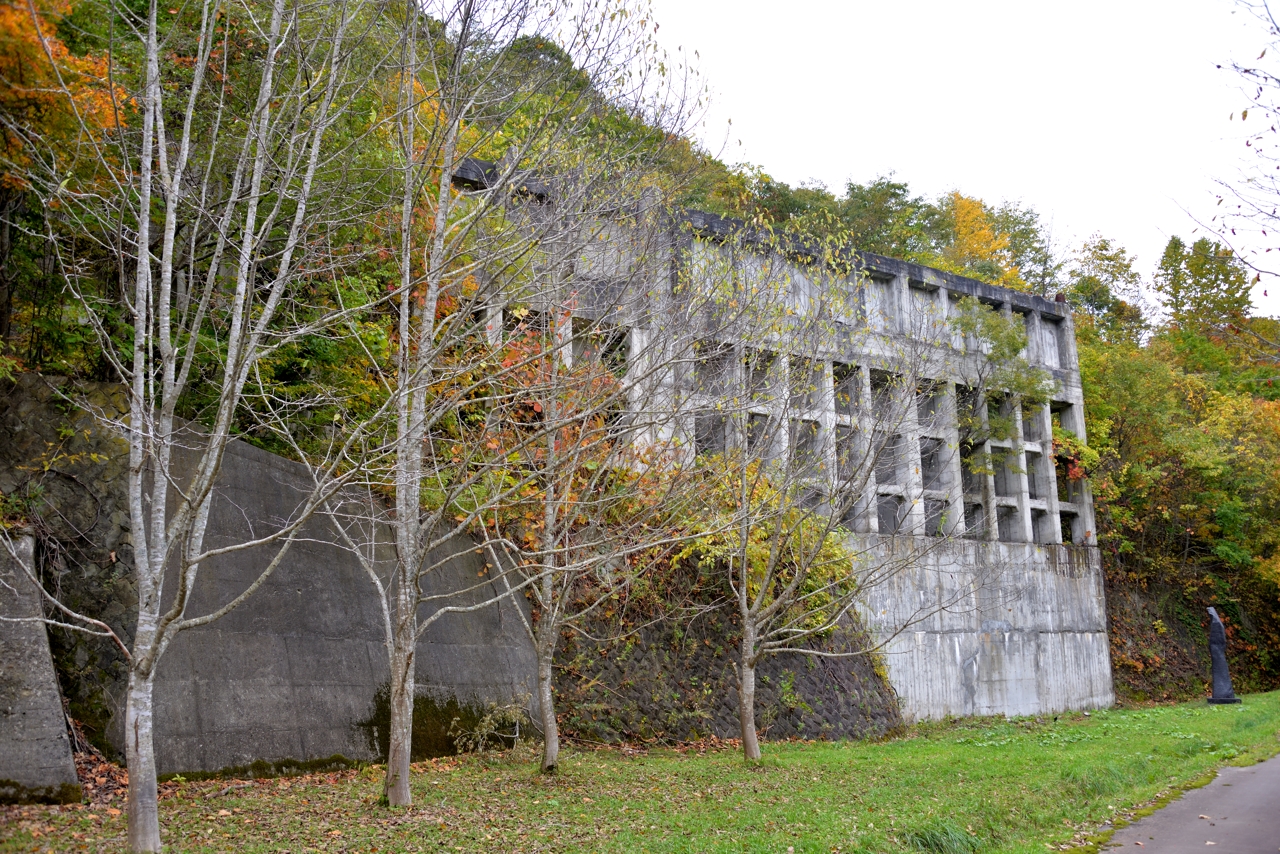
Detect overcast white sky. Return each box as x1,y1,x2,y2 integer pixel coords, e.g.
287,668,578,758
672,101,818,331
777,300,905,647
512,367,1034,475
647,0,1280,318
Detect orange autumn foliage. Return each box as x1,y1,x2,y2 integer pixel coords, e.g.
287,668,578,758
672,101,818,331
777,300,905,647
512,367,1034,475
939,191,1025,290
0,0,123,191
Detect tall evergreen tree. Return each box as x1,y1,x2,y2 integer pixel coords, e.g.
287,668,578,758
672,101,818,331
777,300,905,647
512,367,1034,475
1155,236,1251,331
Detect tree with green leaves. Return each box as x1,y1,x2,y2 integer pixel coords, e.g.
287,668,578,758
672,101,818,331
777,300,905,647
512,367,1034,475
1066,236,1146,344
837,175,940,260
1155,236,1251,331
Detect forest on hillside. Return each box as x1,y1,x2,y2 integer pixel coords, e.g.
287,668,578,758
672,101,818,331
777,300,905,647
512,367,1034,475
3,0,1280,704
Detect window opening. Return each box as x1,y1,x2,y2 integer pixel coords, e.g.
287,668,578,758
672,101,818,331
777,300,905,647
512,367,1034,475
598,329,629,377
798,487,825,511
790,419,821,476
790,358,824,412
877,494,905,535
917,382,944,429
924,499,948,537
505,306,547,337
920,437,948,491
1031,509,1053,544
870,370,898,412
996,506,1021,543
694,340,733,396
746,413,775,456
1020,402,1042,442
833,363,859,416
960,442,984,495
1060,511,1080,545
964,502,986,538
994,456,1020,498
835,425,858,482
1025,451,1042,500
987,392,1013,437
745,348,777,401
1056,460,1080,504
1018,310,1034,359
694,413,728,457
573,319,629,377
875,433,903,486
955,385,981,443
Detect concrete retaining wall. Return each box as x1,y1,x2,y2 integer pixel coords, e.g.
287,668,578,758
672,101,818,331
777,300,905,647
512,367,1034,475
556,614,901,744
0,535,81,802
0,376,539,776
857,536,1113,721
145,439,541,775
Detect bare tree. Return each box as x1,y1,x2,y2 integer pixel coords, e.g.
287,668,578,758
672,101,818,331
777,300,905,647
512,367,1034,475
306,0,704,804
0,0,405,848
461,183,739,772
1205,0,1280,367
1215,0,1280,284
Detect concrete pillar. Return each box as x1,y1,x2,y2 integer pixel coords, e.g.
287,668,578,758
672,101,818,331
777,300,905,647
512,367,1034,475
902,386,926,536
941,381,966,536
859,366,880,534
1011,404,1033,543
816,358,836,477
1038,402,1065,544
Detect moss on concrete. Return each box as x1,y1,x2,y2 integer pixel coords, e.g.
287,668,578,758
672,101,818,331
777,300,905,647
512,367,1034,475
157,754,361,783
0,779,82,805
357,684,520,761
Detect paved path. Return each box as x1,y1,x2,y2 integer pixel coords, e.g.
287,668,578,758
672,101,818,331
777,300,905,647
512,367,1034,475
1107,753,1280,853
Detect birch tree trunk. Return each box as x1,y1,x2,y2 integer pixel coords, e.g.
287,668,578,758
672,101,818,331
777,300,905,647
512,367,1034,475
125,5,161,842
738,633,761,763
124,669,160,852
384,620,416,806
536,629,560,773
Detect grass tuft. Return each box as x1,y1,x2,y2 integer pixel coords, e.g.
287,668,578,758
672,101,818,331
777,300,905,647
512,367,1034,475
905,818,980,854
1060,761,1129,796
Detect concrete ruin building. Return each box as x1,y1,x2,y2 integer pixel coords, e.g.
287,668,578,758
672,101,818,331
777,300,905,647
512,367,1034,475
491,192,1113,722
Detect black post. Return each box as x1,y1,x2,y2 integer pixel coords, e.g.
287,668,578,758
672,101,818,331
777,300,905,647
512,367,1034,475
1207,607,1242,705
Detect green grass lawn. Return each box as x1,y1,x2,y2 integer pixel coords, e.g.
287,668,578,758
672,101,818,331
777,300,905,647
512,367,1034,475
5,692,1280,853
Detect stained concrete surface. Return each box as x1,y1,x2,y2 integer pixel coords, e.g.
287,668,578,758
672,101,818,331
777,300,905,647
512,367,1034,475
1108,753,1280,853
0,535,80,802
143,436,541,774
860,537,1114,721
4,373,542,776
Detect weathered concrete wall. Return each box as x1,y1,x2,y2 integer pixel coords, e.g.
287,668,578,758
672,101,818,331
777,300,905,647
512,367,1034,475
151,437,538,775
857,535,1114,721
0,376,135,755
1,376,538,775
0,535,81,802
